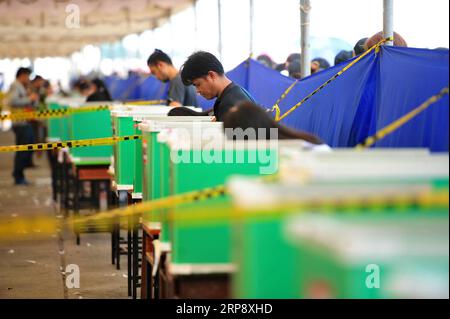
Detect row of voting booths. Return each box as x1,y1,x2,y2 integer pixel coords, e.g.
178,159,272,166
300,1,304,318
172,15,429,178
45,95,449,299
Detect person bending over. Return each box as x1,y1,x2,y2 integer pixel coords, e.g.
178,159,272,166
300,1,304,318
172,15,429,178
147,49,198,107
180,51,255,121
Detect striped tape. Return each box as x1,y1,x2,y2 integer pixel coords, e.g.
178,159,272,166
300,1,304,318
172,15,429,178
59,182,450,230
1,99,167,121
0,135,141,152
1,189,447,242
356,87,449,149
270,80,299,120
0,105,111,121
74,184,228,228
276,37,393,122
123,99,166,106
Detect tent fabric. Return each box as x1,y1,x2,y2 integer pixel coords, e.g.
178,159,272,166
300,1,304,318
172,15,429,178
138,76,168,101
104,46,449,152
372,47,449,152
103,77,134,101
228,47,448,152
275,54,379,148
104,75,167,101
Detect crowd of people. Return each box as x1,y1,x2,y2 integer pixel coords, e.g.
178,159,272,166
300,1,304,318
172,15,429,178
256,31,408,79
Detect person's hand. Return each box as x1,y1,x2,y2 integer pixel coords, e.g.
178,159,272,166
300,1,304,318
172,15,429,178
29,92,39,102
211,116,217,122
169,101,182,107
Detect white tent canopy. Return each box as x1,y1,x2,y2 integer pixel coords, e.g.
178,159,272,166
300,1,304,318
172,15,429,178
0,0,193,58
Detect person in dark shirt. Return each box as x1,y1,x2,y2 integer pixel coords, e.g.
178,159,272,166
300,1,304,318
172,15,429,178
147,49,198,107
84,78,112,102
180,51,256,121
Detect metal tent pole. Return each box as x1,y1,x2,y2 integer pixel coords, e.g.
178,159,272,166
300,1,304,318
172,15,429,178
218,0,223,60
249,0,254,57
383,0,394,45
193,0,199,50
300,0,311,78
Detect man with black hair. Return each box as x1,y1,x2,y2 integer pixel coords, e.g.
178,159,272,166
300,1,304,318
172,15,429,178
288,60,302,79
7,67,39,185
147,49,198,107
353,38,368,56
9,68,38,108
334,50,353,66
276,53,301,74
311,57,331,74
180,51,255,121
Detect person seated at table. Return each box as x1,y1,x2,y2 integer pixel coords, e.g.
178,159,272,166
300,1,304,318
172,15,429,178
147,49,198,107
180,51,256,121
222,101,331,151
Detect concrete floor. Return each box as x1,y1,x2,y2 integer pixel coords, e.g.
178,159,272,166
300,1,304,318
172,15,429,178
0,129,128,299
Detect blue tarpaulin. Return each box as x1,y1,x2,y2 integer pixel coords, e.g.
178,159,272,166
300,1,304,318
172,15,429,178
103,46,448,152
138,75,168,101
104,74,167,101
227,47,449,152
371,47,449,152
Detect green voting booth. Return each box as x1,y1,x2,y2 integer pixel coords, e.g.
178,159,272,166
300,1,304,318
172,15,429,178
227,150,449,298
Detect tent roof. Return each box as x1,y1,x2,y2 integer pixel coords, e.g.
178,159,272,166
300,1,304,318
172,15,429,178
0,0,194,58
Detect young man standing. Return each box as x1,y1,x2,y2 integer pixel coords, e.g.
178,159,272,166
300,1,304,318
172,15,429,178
180,51,256,121
7,67,39,185
147,49,198,107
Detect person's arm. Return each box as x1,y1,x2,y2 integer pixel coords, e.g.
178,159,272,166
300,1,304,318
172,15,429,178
167,77,186,106
8,83,35,108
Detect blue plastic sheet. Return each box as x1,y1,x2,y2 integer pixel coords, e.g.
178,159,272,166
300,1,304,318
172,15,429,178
372,47,449,152
138,75,168,101
229,48,448,151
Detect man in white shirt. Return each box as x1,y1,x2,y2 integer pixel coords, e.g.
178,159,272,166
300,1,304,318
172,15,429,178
7,67,39,185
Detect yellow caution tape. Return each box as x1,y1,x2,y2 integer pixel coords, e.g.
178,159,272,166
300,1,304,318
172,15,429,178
356,87,449,149
0,135,141,152
192,190,450,226
75,184,228,227
0,104,112,121
0,216,59,242
271,79,299,115
123,99,167,106
276,37,393,122
0,188,447,242
271,104,281,121
0,100,167,121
